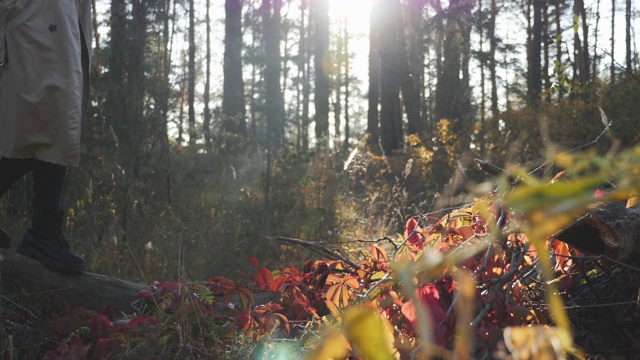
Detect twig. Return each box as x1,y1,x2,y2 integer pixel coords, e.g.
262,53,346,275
355,237,399,251
528,110,613,176
273,236,361,270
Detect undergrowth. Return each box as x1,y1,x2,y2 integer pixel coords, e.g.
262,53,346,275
2,145,640,359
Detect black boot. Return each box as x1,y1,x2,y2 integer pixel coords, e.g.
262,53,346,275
17,210,86,272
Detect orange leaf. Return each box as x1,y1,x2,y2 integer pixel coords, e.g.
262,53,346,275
370,244,388,262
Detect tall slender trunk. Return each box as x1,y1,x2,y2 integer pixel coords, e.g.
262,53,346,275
556,0,564,99
333,20,343,148
314,0,330,147
401,0,424,136
295,1,306,151
187,0,197,147
222,0,247,136
366,0,381,151
478,0,485,122
543,0,550,98
626,0,632,74
572,0,589,90
610,0,616,83
263,0,285,146
204,0,212,153
489,0,498,122
592,0,601,82
301,1,311,151
528,0,542,106
379,0,403,154
343,18,350,151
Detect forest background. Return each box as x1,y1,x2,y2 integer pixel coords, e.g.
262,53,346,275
1,0,639,284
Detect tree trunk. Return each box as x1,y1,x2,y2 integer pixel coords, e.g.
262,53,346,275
314,0,330,147
379,0,403,155
478,0,485,122
592,0,601,83
555,0,564,99
300,0,311,151
625,0,632,74
333,20,343,149
343,18,351,151
263,0,285,147
572,0,589,90
610,0,615,84
366,0,381,151
489,0,499,121
222,0,246,137
203,0,212,153
401,0,424,136
542,0,550,98
187,0,197,147
528,0,542,106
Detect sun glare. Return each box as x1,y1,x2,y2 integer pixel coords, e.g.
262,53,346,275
328,0,372,35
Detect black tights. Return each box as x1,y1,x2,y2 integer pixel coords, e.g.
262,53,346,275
0,157,68,217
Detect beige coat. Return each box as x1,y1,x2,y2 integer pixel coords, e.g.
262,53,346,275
0,0,91,167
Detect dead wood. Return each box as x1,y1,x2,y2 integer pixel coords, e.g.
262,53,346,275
1,249,149,311
1,250,279,312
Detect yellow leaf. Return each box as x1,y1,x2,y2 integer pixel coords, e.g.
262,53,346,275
324,300,342,321
342,306,396,360
503,325,573,360
306,328,349,360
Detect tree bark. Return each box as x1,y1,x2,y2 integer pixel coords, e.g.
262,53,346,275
379,0,403,155
610,0,615,84
401,0,424,136
528,0,542,106
343,18,351,151
366,0,381,151
263,0,285,147
187,0,197,147
222,0,247,137
555,0,564,99
314,0,330,148
489,0,499,121
625,0,632,74
204,0,213,152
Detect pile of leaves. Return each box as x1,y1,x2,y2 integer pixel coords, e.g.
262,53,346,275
2,149,640,359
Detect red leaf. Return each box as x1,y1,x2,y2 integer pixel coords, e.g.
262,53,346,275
94,338,119,359
255,266,272,290
593,187,607,198
125,315,157,328
404,217,424,248
89,315,114,339
400,283,451,346
248,256,260,267
269,276,286,293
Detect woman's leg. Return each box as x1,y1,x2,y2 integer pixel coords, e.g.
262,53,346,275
0,157,34,197
16,160,86,272
31,160,67,231
0,157,34,248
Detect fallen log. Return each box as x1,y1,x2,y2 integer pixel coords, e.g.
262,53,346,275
1,249,148,311
1,250,279,312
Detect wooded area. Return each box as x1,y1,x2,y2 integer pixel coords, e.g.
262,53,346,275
2,0,640,358
0,0,636,281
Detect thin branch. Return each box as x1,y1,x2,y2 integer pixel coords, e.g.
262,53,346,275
273,236,361,270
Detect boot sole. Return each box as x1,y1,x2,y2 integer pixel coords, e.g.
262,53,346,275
17,244,87,272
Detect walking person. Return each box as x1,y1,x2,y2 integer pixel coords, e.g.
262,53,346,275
0,0,92,272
